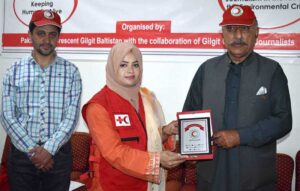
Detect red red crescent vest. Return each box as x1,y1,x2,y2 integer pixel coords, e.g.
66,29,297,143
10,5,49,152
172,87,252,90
82,86,148,191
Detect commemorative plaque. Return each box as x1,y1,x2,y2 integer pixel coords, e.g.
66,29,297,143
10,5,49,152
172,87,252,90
176,110,213,160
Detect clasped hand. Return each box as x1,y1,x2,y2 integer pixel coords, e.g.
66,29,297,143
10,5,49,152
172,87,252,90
29,146,53,172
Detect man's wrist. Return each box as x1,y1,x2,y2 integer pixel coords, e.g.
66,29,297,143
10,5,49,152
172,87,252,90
27,152,35,159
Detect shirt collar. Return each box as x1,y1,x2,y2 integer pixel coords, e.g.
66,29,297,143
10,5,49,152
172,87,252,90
29,51,58,69
225,51,255,67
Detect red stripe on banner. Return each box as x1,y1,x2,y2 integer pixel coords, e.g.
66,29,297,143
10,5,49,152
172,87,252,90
2,33,300,50
255,33,300,50
3,33,32,47
2,33,224,49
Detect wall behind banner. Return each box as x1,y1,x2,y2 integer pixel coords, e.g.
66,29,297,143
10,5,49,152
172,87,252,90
1,4,300,191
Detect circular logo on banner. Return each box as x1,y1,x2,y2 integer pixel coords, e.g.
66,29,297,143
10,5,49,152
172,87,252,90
218,0,300,29
13,0,78,26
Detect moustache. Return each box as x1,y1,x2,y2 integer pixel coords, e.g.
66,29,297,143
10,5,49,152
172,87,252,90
230,40,247,46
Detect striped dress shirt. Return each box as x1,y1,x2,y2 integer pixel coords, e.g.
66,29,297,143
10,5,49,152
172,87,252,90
1,55,82,155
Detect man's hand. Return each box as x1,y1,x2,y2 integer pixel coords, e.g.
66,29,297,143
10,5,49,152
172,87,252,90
29,146,53,172
213,130,240,149
39,158,54,172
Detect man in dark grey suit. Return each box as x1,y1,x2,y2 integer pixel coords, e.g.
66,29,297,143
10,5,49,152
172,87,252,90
183,4,292,191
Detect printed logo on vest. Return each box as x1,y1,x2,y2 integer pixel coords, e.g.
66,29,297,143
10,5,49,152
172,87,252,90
114,114,131,126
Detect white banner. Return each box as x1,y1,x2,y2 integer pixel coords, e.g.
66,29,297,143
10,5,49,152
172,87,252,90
2,0,300,54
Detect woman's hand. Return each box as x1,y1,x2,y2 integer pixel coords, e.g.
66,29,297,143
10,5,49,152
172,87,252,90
160,151,187,169
162,120,178,141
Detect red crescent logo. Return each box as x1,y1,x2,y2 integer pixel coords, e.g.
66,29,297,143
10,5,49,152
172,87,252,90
235,7,241,15
191,131,198,137
123,116,128,124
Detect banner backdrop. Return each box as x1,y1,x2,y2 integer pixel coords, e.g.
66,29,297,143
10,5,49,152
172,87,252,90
2,0,300,54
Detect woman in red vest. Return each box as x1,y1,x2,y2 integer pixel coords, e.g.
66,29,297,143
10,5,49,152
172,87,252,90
82,42,187,191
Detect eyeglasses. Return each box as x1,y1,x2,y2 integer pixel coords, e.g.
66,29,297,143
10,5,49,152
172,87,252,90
223,25,256,33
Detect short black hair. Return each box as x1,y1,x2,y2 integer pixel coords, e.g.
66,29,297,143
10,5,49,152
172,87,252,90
28,22,61,33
